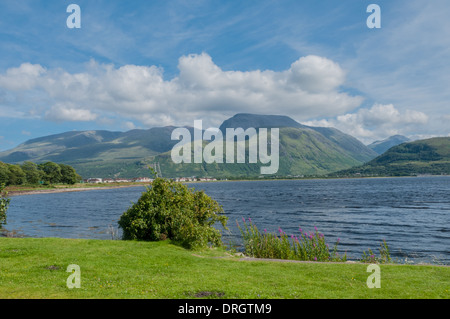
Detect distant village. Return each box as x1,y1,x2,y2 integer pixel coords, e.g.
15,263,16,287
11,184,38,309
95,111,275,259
83,176,218,184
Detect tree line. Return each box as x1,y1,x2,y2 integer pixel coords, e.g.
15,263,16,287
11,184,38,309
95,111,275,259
0,161,82,186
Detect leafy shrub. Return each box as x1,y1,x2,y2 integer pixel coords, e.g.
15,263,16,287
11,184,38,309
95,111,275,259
360,240,392,264
118,177,228,249
0,183,10,229
237,218,346,262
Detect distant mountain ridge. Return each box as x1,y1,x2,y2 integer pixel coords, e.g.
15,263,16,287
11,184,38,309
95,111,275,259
0,113,378,178
368,135,411,154
0,127,195,164
334,137,450,176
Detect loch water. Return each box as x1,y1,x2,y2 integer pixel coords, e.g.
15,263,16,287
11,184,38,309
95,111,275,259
4,176,449,263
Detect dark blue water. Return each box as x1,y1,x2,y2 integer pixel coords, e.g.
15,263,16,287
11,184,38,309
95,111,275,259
3,177,450,263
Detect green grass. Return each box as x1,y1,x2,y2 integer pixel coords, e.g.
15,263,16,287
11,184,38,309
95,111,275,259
0,237,449,299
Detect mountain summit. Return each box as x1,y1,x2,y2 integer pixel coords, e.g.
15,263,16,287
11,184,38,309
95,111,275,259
367,135,411,154
218,113,306,132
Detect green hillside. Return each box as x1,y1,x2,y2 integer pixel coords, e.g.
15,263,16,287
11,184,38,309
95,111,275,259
0,127,193,164
0,114,378,179
333,137,450,176
147,126,374,179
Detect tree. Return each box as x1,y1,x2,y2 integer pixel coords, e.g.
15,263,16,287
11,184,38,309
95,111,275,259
118,176,228,249
0,183,10,229
7,164,26,185
21,161,42,185
39,162,62,184
59,164,81,185
0,163,10,185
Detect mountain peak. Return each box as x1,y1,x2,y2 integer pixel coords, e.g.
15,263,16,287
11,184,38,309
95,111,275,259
368,135,410,154
219,113,305,132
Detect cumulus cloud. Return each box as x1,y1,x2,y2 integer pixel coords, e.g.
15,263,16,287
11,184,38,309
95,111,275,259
0,53,363,127
0,63,46,91
286,55,345,93
303,103,429,144
45,105,98,122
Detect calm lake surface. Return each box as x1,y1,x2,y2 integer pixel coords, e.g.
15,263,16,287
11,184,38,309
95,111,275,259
4,177,450,263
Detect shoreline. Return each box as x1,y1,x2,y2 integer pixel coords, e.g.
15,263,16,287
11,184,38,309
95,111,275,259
6,174,449,196
7,184,147,197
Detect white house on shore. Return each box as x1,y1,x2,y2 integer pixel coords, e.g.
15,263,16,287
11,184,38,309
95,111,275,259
133,177,153,183
84,177,153,183
85,178,103,184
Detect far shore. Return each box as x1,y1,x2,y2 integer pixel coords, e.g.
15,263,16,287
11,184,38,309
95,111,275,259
5,174,448,197
6,183,148,197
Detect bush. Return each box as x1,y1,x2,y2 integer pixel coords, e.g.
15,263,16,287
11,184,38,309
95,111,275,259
360,240,392,264
0,183,10,229
237,218,346,262
118,177,228,249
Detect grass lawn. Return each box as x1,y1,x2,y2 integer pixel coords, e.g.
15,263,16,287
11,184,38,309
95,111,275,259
0,237,448,299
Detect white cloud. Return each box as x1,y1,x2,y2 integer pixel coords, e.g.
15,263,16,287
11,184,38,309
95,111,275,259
303,103,429,144
0,105,29,119
1,53,442,144
0,53,363,127
0,63,46,91
45,105,98,122
286,55,345,93
123,121,136,130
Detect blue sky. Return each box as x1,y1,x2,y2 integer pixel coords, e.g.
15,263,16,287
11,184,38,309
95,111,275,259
0,0,449,150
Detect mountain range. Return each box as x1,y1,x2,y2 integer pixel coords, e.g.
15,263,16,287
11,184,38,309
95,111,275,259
0,113,412,179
